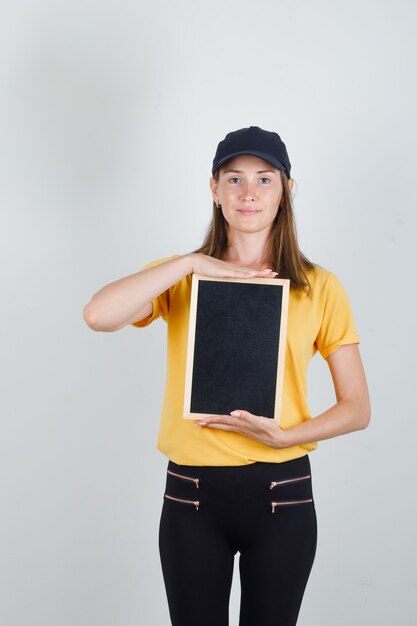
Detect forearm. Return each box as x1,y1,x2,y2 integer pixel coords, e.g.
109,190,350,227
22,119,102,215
280,399,370,448
83,254,193,332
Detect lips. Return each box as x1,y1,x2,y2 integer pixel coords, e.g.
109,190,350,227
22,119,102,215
238,209,260,214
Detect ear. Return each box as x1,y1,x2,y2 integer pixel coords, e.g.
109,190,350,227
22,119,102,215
209,177,219,204
288,178,294,192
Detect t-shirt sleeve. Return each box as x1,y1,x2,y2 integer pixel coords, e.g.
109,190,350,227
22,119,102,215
314,271,360,359
130,255,179,328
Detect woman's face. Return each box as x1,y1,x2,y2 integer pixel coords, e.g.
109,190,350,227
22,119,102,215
210,154,287,234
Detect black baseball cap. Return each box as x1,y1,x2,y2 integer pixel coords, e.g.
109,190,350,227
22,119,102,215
212,125,291,179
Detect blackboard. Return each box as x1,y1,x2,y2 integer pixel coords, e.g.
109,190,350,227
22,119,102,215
183,273,290,422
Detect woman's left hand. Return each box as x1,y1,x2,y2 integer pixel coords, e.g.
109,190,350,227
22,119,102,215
194,410,289,449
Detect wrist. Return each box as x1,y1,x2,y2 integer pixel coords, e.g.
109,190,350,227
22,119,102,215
275,423,292,449
178,253,195,276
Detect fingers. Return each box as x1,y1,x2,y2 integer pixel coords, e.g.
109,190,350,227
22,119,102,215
235,269,278,277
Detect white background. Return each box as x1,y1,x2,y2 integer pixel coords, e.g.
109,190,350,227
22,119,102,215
1,0,416,624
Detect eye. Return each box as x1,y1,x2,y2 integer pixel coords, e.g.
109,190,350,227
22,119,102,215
227,176,271,184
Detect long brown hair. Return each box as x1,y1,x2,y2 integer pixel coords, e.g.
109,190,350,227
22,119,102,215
190,167,318,297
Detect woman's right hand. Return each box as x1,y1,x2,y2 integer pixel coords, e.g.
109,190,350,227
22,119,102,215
187,253,278,279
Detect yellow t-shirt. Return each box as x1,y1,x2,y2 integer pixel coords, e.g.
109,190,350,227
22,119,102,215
131,254,360,466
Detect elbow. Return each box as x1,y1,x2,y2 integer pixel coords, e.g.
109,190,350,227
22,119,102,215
358,399,372,430
83,303,101,331
359,413,371,430
342,397,371,431
82,303,124,332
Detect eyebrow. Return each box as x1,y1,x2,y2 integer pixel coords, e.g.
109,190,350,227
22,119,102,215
222,169,276,175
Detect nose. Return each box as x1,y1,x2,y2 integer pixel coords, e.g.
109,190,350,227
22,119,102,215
241,180,257,202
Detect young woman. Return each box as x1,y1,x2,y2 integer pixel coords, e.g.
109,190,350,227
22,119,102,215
83,125,371,626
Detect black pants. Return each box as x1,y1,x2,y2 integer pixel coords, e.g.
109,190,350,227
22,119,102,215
158,453,317,626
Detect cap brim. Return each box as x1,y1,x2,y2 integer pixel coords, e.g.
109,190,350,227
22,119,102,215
212,150,287,175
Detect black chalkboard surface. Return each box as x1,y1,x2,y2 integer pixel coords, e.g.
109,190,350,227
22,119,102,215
183,273,290,422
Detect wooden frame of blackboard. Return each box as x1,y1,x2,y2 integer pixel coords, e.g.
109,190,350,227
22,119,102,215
183,273,290,422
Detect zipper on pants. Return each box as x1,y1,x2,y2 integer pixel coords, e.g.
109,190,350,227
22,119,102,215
269,474,311,490
164,493,200,510
167,469,200,488
271,498,313,513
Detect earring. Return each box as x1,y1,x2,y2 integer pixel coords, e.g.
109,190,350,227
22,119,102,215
217,202,222,208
